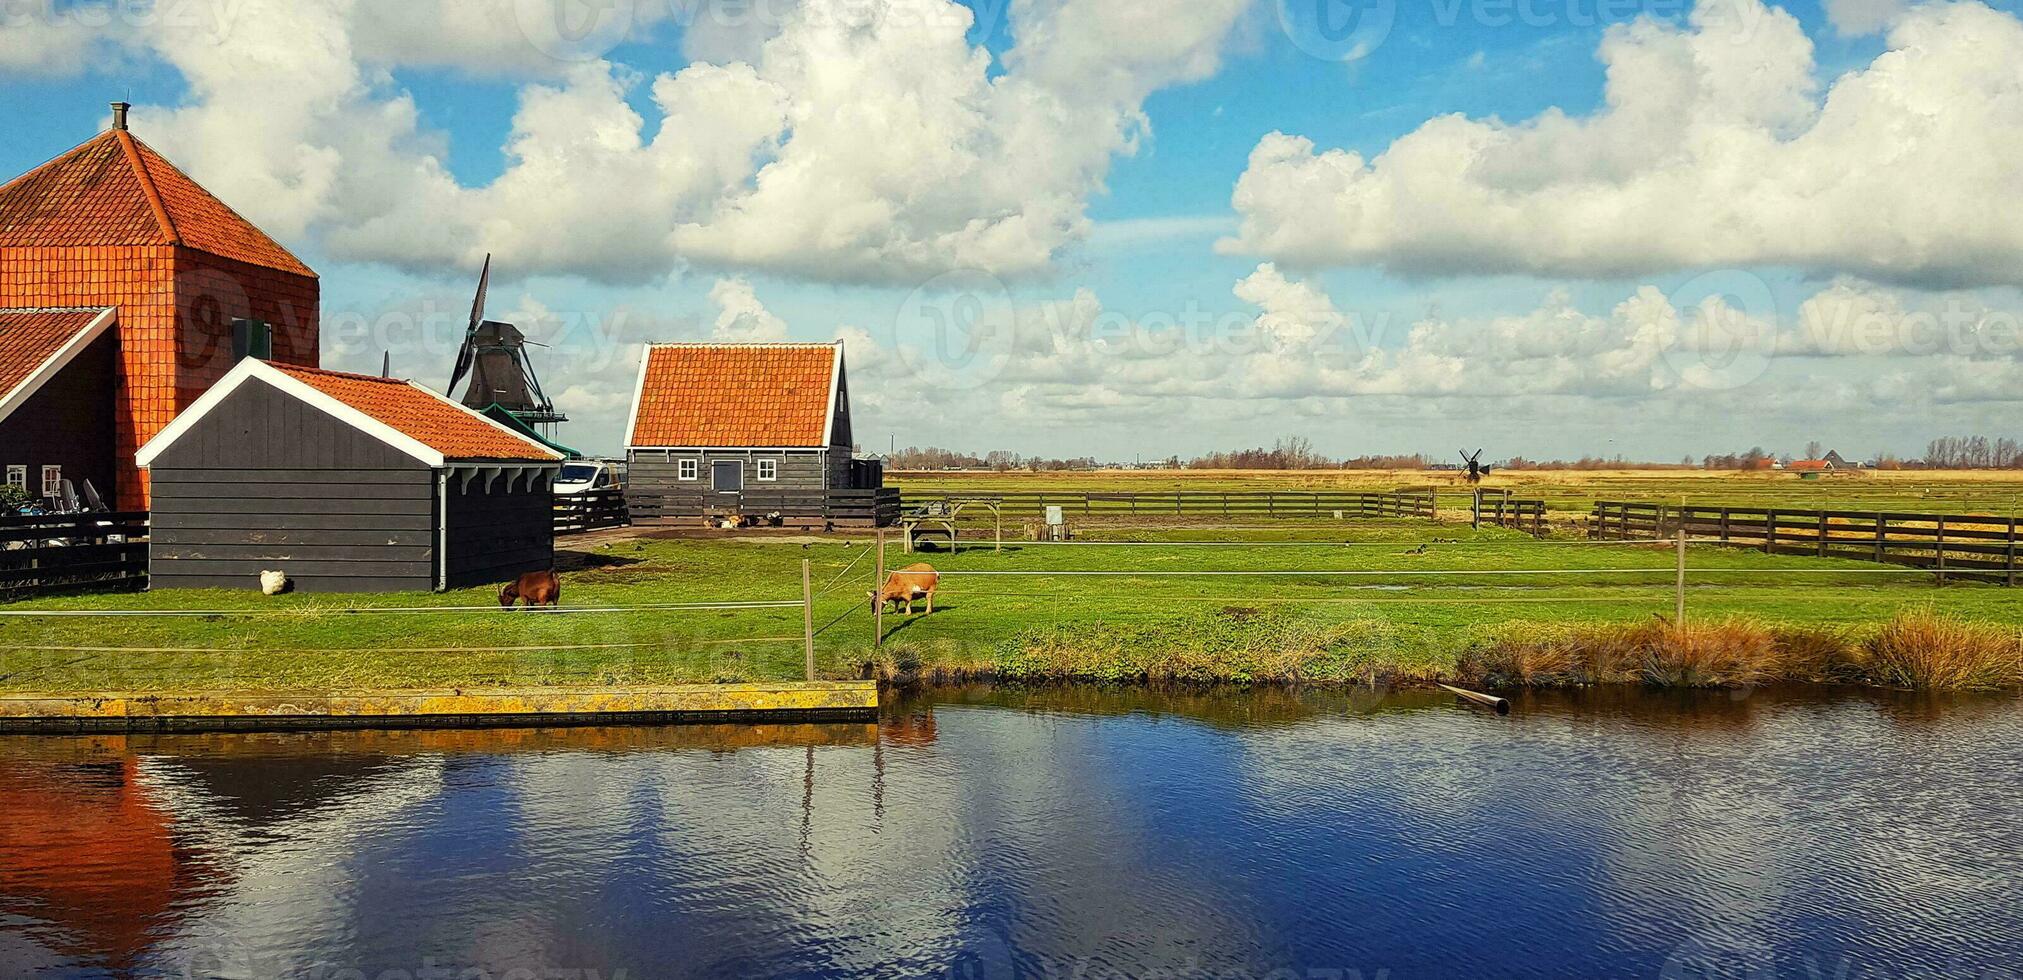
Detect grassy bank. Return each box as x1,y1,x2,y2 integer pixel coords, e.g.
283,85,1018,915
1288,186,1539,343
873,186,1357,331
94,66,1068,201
2,523,2020,695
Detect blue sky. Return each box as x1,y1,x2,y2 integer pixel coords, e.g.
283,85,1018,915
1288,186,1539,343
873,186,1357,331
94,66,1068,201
2,0,2017,461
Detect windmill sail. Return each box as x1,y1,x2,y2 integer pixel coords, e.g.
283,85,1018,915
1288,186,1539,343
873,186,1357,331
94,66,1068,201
447,255,567,429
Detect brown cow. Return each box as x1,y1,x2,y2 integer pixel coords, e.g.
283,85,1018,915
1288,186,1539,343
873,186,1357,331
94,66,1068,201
870,563,938,615
499,570,562,609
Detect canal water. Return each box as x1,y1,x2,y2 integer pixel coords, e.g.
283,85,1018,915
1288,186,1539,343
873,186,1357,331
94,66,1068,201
2,685,2020,979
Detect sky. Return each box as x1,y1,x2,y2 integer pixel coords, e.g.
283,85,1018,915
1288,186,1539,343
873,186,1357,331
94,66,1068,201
2,0,2019,462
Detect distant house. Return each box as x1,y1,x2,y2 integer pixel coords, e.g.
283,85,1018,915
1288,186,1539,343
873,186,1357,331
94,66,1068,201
0,103,319,509
624,341,892,526
138,359,562,592
1822,450,1856,469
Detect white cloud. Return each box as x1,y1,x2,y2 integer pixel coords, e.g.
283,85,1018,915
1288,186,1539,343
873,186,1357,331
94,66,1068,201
1221,0,2023,289
86,0,1251,285
707,277,789,341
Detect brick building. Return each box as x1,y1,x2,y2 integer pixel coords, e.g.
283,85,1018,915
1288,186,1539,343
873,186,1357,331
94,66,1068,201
0,102,318,509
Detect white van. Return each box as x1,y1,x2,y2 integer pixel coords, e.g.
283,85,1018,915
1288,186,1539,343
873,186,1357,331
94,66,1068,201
553,459,625,496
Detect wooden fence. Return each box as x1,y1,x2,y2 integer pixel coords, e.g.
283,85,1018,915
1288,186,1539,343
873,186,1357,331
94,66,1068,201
554,489,629,535
0,512,149,595
1476,493,1549,536
630,488,902,528
1590,501,2022,584
896,490,1439,521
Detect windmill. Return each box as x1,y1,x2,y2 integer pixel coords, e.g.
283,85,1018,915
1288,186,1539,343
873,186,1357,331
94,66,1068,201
1461,449,1492,529
1460,449,1492,485
447,255,567,434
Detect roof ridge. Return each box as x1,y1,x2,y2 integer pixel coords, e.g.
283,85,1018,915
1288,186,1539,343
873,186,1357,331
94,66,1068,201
113,131,179,244
645,340,841,348
0,305,117,315
124,131,316,276
268,362,407,384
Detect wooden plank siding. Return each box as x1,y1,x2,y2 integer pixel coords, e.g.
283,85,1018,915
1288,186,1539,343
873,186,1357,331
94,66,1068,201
0,330,119,505
445,473,555,589
145,378,438,592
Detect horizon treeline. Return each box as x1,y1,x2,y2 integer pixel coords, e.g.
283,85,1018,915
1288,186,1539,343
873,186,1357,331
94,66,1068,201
877,434,2023,471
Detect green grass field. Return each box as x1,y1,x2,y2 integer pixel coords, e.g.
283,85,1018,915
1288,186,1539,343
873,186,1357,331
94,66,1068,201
3,514,2017,694
890,468,2023,516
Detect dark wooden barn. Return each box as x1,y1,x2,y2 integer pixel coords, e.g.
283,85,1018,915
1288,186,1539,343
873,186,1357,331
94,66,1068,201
624,341,895,527
0,307,118,507
137,359,563,592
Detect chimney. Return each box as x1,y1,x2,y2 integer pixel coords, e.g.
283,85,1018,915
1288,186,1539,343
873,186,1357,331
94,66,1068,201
110,101,130,131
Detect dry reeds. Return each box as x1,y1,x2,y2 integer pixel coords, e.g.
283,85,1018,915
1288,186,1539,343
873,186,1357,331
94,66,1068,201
1861,609,2023,691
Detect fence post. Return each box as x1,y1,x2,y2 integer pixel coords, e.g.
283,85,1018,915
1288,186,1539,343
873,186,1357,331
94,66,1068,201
1817,512,1828,558
802,559,816,681
1675,527,1687,627
1875,513,1886,564
1720,508,1731,543
2008,517,2017,588
1764,510,1777,554
1936,518,1947,586
874,530,885,649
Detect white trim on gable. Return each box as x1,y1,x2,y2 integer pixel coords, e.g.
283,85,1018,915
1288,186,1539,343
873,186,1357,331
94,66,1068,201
0,308,116,425
623,343,654,449
138,359,447,469
821,341,843,448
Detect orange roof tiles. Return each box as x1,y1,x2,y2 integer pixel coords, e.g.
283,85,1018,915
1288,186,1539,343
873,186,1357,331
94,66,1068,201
268,363,558,462
0,307,108,403
629,343,840,447
0,130,314,277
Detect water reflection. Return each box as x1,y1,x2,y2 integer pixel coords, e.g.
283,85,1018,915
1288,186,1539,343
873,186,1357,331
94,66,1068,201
0,688,2017,979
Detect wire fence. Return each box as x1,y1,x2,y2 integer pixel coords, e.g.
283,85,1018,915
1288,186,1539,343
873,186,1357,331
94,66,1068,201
0,530,1982,684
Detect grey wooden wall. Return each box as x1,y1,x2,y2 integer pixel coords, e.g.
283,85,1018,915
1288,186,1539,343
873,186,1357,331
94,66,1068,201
147,377,438,592
444,473,554,589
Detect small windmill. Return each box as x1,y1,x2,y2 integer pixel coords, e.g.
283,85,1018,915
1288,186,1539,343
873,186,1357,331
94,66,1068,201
1460,449,1492,485
447,255,567,433
1461,449,1493,529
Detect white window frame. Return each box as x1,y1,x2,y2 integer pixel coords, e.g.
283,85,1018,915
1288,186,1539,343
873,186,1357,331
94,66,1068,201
756,458,779,482
4,465,24,490
677,458,699,481
40,465,61,498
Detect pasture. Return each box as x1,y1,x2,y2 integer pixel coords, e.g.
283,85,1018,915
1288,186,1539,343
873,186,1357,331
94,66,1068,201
889,467,2023,516
2,514,2019,694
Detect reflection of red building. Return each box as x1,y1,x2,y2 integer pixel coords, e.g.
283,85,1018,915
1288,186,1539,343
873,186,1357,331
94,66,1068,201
0,103,318,508
0,753,184,973
881,709,940,746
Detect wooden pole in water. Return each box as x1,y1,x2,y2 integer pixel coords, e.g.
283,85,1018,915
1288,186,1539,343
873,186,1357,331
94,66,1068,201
874,529,886,650
802,559,816,681
1437,683,1509,714
1675,527,1688,627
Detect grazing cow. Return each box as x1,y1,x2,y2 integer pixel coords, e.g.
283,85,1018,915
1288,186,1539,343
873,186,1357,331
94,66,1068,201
871,563,939,615
500,570,562,609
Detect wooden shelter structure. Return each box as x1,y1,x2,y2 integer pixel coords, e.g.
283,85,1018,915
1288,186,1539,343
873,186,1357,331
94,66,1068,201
137,359,562,592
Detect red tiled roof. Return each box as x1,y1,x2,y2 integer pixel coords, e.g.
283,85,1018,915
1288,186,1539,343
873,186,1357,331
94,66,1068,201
0,307,109,405
0,130,315,277
629,343,840,447
268,363,558,462
1789,459,1832,471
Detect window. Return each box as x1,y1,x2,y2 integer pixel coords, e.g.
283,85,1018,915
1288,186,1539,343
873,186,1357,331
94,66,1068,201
756,458,779,482
40,465,61,498
4,466,23,490
231,318,272,361
678,458,699,481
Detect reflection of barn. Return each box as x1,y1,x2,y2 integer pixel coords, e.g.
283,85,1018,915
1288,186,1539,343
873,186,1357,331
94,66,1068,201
137,358,562,592
624,342,896,527
0,103,319,509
